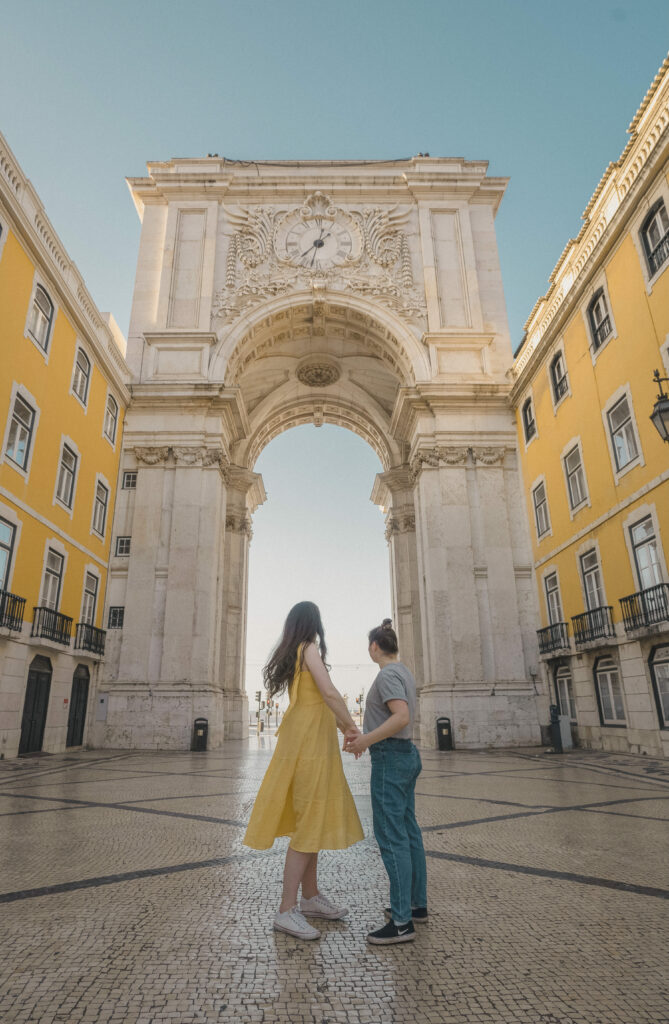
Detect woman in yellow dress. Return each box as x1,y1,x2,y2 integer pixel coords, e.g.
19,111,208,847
244,601,364,940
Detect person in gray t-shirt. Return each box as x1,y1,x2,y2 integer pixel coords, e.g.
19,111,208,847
344,619,427,945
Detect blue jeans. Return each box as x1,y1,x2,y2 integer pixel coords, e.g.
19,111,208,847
370,738,427,925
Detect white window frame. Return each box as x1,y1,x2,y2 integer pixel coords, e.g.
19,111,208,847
595,656,626,726
0,214,9,264
1,382,41,482
575,537,608,612
561,437,590,517
555,664,577,722
601,385,644,482
24,272,58,361
0,501,22,594
649,646,669,730
531,475,552,541
90,473,111,540
115,536,131,557
521,394,538,448
38,538,68,612
622,504,668,593
630,180,669,294
103,392,119,447
580,271,618,364
53,435,81,517
108,606,125,629
547,343,571,412
542,567,564,625
79,566,100,626
70,344,92,410
122,470,137,489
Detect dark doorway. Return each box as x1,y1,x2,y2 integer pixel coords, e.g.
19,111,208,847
18,656,52,755
66,665,90,747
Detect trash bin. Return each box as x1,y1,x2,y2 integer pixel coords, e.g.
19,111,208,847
436,716,453,751
549,704,562,753
191,717,208,752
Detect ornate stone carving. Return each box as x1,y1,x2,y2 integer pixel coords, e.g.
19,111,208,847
134,446,170,465
409,445,469,481
296,360,341,388
212,196,426,328
385,510,416,540
173,446,205,466
225,511,253,538
472,447,506,465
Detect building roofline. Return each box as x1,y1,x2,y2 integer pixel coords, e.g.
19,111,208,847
0,131,131,398
514,51,669,373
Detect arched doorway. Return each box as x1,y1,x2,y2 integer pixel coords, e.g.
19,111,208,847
67,664,90,747
18,655,52,755
104,162,544,750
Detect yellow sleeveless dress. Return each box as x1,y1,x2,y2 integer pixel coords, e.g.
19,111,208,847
243,647,364,853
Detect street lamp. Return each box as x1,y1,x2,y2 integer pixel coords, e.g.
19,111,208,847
650,369,669,443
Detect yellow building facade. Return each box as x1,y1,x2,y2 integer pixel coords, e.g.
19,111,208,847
512,55,669,756
0,132,130,758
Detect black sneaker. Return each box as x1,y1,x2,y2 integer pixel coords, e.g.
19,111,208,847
384,906,428,923
367,920,416,945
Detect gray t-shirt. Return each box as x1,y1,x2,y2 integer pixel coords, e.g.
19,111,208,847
363,662,416,740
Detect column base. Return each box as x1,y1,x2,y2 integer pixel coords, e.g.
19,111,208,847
89,683,248,750
417,684,544,749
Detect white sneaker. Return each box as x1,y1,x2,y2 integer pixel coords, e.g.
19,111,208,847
300,892,349,920
273,906,321,940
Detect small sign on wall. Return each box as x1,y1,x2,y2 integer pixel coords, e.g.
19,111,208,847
96,694,109,722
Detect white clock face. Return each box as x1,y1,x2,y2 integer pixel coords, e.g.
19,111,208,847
284,217,354,270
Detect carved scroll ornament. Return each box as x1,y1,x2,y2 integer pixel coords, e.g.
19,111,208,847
134,446,170,466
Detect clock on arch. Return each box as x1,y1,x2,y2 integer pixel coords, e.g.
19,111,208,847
275,193,362,271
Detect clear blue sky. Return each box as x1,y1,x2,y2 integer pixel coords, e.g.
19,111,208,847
2,2,667,702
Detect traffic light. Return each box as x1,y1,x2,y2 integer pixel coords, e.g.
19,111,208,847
261,700,266,710
255,691,261,702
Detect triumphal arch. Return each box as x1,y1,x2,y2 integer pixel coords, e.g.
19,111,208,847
99,156,544,750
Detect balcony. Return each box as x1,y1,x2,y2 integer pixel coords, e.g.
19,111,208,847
571,606,615,646
620,583,669,633
537,622,570,655
0,589,26,632
31,607,72,646
648,228,669,276
74,622,106,656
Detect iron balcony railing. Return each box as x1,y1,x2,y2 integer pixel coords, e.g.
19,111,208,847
537,622,570,655
554,374,569,400
0,589,26,631
31,606,73,646
571,606,615,646
593,315,612,349
74,622,106,655
648,229,669,276
620,583,669,633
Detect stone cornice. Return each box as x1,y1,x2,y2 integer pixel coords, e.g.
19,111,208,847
127,156,508,217
126,383,249,440
0,131,131,399
390,382,511,441
514,54,669,381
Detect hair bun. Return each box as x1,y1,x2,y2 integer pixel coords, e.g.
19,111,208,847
381,618,393,629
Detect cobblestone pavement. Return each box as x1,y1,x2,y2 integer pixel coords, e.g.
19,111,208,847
1,741,669,1024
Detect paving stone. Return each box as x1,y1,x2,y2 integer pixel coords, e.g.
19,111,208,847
0,743,668,1022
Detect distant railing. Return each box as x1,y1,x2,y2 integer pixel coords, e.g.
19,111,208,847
571,606,615,646
74,622,106,656
620,583,669,633
537,622,570,655
648,229,669,276
31,606,72,646
554,375,569,400
593,315,612,349
0,589,26,632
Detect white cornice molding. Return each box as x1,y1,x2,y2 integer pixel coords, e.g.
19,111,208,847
0,132,131,399
513,53,669,383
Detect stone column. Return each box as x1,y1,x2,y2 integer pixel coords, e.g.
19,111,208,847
217,466,265,739
410,443,542,748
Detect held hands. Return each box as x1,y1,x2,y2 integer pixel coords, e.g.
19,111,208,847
343,726,369,759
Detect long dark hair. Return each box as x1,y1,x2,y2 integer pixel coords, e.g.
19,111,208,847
368,618,399,654
263,601,328,699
